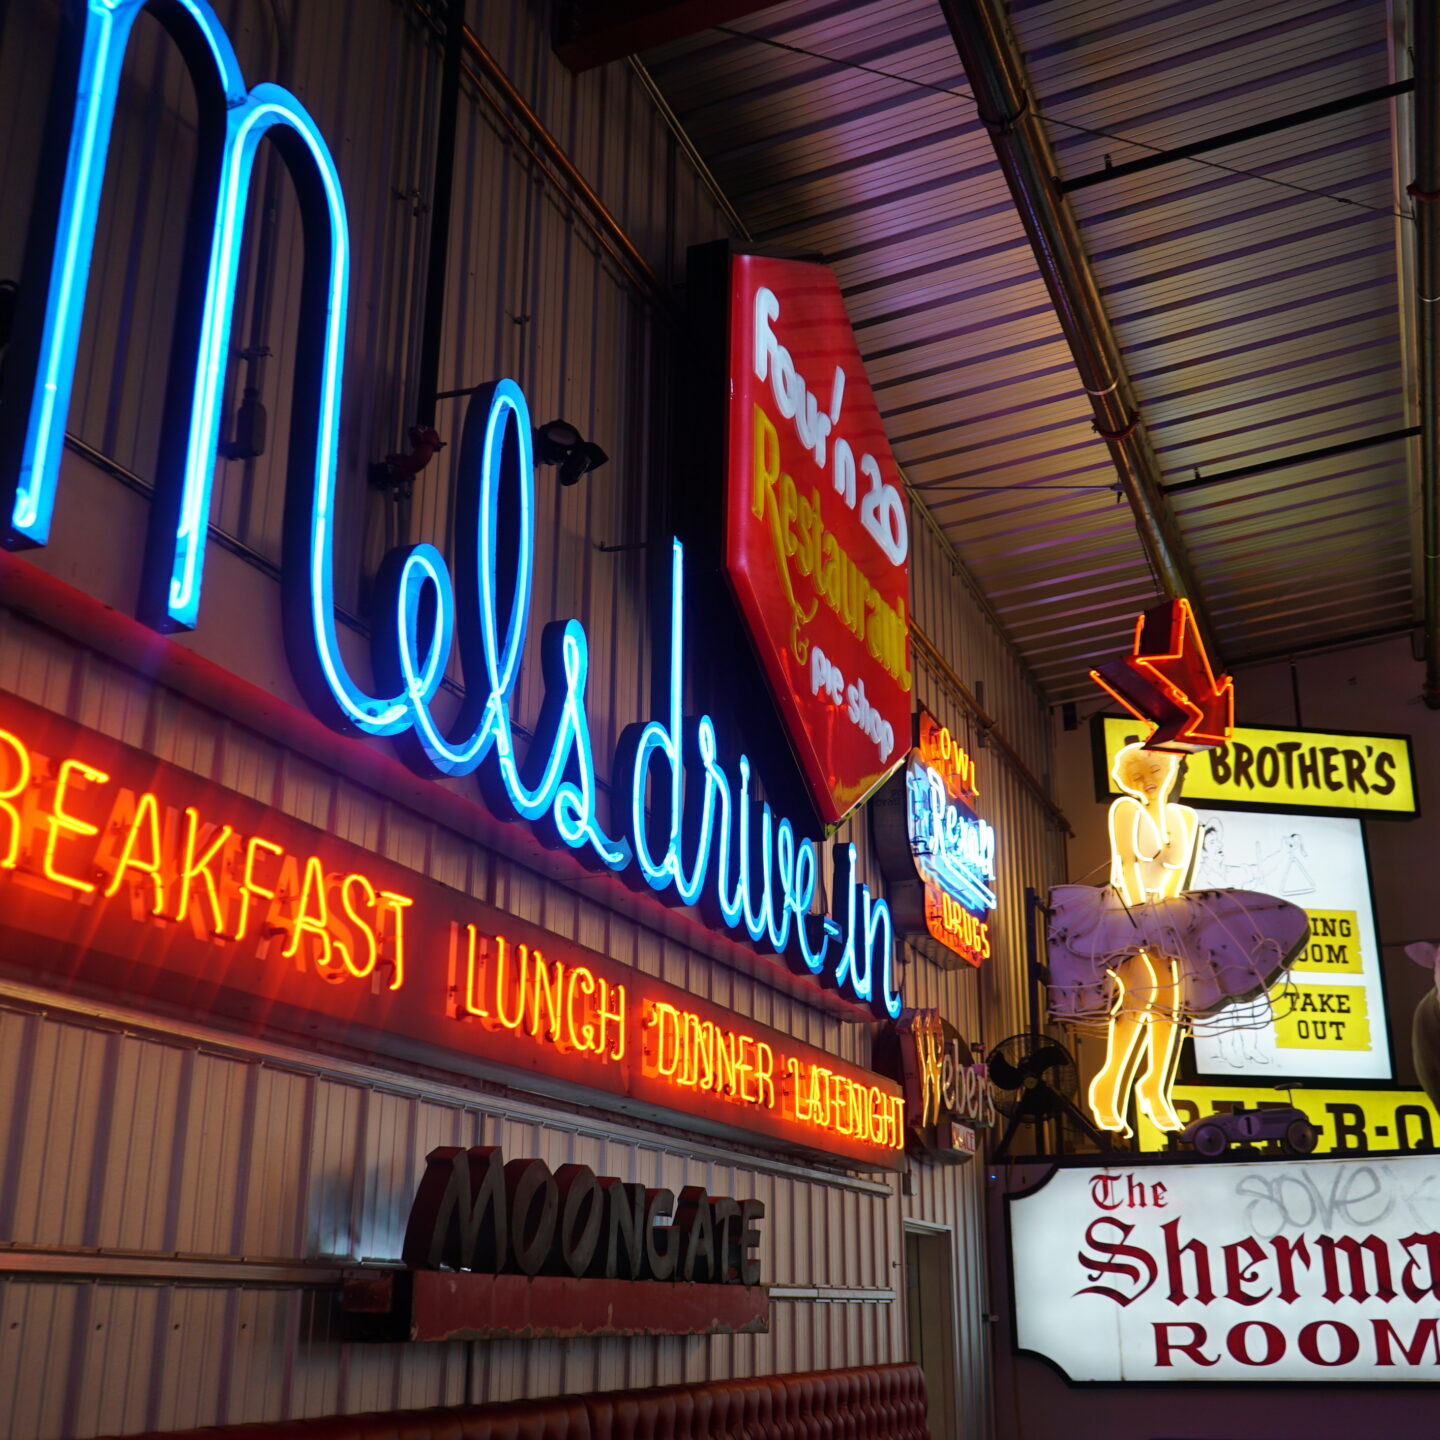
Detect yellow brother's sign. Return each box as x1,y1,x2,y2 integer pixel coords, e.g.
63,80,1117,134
1099,718,1416,815
1138,1085,1440,1154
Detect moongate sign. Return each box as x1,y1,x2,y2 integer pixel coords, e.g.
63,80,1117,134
1137,1086,1440,1157
0,690,905,1172
1097,718,1417,817
343,1147,768,1342
404,1146,763,1284
1010,1156,1440,1382
724,252,912,827
1,0,907,1021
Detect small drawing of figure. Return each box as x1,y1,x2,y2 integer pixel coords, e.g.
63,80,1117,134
1193,821,1227,889
1194,819,1261,888
1208,993,1275,1070
1278,833,1314,896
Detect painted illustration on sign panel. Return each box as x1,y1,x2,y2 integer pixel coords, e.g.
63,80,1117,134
724,253,912,827
1097,716,1398,1085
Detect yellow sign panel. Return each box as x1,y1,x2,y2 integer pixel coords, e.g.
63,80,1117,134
1272,983,1370,1051
1100,717,1416,815
1292,910,1362,973
1137,1085,1440,1155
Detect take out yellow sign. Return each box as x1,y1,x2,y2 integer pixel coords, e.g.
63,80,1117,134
1099,718,1416,816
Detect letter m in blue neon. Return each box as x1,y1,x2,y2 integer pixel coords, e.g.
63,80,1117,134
0,0,351,634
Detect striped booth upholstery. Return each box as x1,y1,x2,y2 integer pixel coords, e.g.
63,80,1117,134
104,1363,929,1440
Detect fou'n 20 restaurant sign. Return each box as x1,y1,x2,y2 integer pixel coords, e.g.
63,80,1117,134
0,688,905,1172
723,252,913,827
1010,1156,1440,1382
0,0,910,1022
1095,717,1417,817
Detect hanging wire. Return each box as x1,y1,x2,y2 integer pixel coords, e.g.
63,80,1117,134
711,24,1411,221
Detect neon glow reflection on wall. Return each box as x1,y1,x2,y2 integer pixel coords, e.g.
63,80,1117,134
0,0,902,1018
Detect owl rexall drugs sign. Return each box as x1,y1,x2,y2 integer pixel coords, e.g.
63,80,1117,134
1009,1156,1440,1382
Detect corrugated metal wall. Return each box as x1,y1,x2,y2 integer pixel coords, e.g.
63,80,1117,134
0,2,1065,1437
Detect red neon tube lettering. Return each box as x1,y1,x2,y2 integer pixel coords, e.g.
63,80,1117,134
283,855,332,967
0,729,32,870
376,890,411,990
235,836,284,941
174,807,232,935
564,965,597,1051
338,872,378,978
43,757,110,893
102,791,166,914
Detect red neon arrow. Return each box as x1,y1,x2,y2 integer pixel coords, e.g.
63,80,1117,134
1089,599,1234,752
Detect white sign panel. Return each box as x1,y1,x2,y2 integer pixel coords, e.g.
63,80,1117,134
1010,1157,1440,1382
1189,807,1391,1082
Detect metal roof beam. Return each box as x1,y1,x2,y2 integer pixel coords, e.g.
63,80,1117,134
938,0,1215,653
1062,80,1414,194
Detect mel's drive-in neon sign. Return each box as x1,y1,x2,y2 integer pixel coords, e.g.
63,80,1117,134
0,0,906,1020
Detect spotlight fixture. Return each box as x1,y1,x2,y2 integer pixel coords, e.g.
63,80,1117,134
0,280,16,350
534,418,609,486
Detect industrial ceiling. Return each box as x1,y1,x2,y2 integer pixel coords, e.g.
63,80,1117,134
587,0,1423,704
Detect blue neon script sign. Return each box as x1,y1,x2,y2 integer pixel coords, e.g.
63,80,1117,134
1,0,902,1018
907,759,996,917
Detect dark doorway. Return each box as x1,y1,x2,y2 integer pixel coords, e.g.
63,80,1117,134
905,1225,958,1438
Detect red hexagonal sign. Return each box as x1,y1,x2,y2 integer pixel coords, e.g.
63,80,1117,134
724,253,913,826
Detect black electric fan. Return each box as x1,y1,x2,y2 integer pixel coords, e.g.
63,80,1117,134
986,1033,1107,1158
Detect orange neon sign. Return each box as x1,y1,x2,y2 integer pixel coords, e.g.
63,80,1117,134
453,928,626,1062
1090,598,1234,754
0,693,906,1172
917,711,978,802
0,724,412,989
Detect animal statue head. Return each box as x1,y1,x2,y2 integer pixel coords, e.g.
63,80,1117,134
1406,942,1440,1110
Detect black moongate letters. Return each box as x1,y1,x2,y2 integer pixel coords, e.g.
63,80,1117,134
402,1146,764,1284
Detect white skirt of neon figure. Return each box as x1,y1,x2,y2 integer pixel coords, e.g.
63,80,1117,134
1049,744,1309,1134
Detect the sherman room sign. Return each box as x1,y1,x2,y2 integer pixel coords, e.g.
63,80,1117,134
1010,1156,1440,1382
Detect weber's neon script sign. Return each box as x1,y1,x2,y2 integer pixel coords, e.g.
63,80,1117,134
1,0,902,1017
1010,1156,1440,1381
